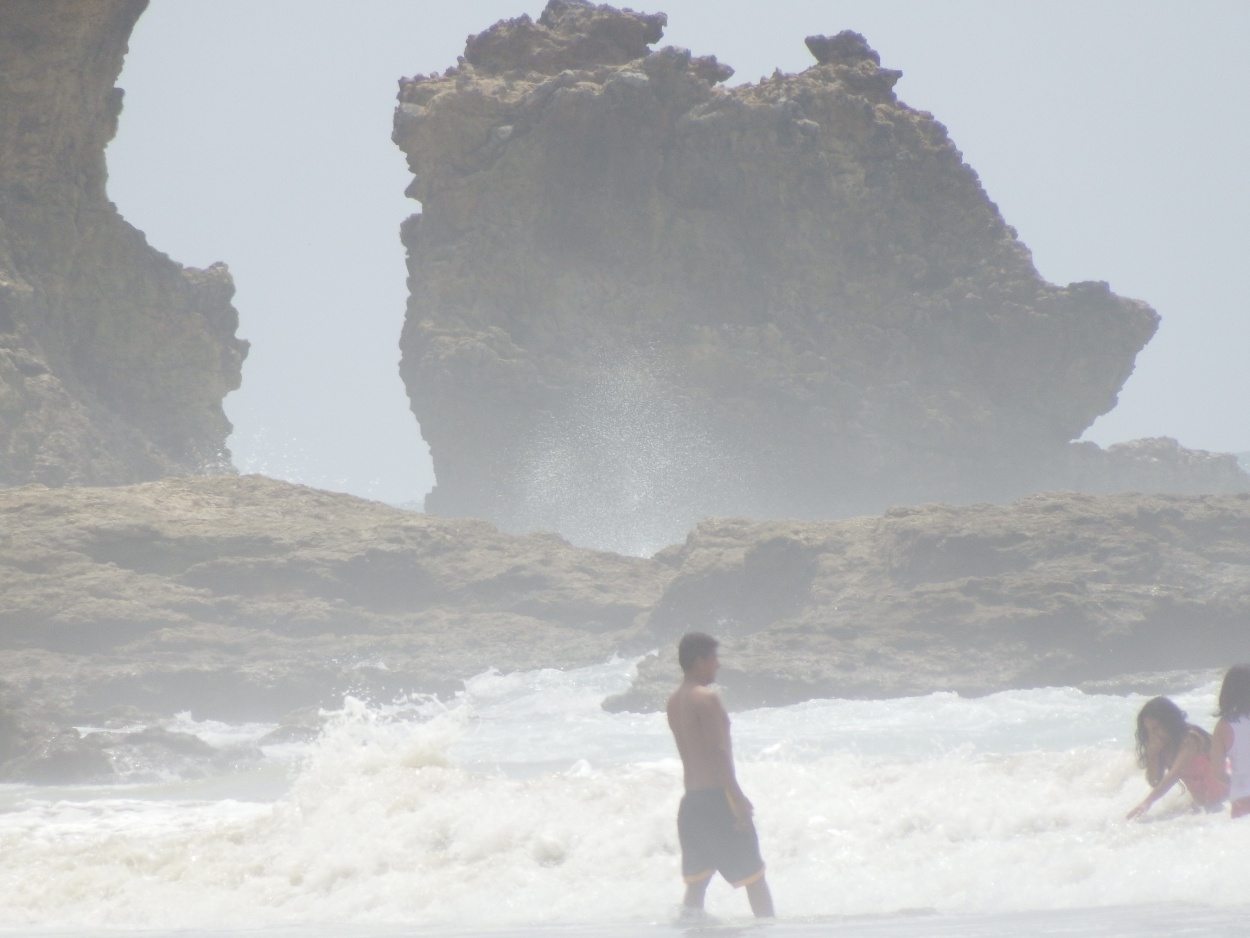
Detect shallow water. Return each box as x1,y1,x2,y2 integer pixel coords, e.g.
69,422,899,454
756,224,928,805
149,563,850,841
10,904,1250,938
0,659,1242,936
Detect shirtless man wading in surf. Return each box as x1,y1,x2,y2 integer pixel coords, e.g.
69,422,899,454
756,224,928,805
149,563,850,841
667,632,775,919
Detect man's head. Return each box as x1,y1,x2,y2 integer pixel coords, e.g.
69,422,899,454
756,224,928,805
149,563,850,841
678,632,719,682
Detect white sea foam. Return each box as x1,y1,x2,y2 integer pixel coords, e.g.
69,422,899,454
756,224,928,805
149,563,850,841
0,661,1243,934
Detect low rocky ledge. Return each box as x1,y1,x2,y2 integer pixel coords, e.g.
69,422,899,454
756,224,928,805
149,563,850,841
608,491,1250,710
3,476,1248,780
0,474,660,718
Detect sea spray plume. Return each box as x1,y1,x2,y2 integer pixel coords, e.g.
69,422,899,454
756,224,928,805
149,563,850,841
511,351,747,554
231,426,396,498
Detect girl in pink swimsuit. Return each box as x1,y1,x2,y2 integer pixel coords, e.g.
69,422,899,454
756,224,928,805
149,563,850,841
1126,696,1227,820
1211,665,1250,820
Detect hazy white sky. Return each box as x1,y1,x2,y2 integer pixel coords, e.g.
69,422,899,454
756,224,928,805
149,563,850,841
107,1,1250,505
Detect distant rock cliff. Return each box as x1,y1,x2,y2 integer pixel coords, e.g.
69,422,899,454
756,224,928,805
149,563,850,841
394,1,1246,551
0,0,247,486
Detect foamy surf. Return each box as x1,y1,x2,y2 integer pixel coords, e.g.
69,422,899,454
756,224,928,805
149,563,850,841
0,660,1243,935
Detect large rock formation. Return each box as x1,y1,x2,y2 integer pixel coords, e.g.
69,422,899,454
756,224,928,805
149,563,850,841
394,1,1247,552
2,476,1247,758
0,0,247,486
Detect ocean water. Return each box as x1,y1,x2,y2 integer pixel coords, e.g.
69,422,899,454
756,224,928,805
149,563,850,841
0,659,1245,937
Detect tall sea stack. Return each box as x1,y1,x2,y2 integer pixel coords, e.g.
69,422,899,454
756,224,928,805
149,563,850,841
394,1,1246,551
0,0,247,486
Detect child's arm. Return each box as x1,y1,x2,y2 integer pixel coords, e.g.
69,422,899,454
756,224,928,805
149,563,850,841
1127,732,1201,820
1211,720,1231,786
1144,750,1164,787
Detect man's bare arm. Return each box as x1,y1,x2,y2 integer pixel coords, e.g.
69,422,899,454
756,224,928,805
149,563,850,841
699,689,752,822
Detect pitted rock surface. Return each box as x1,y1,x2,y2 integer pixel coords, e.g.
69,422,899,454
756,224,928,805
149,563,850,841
394,2,1245,550
608,489,1250,711
0,474,663,738
0,0,247,486
2,477,1248,755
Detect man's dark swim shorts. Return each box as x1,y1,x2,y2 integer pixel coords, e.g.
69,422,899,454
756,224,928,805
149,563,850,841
677,788,765,887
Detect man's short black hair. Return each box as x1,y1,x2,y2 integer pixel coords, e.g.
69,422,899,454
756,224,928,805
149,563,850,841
678,632,719,673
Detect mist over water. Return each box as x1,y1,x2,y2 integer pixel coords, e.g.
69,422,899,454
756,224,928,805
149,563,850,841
228,426,424,509
0,660,1244,936
512,356,747,555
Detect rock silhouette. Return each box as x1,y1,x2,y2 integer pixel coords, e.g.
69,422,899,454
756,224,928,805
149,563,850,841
0,0,247,486
394,1,1246,551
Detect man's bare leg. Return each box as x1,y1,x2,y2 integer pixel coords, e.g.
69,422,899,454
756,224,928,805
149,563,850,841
682,874,711,912
746,877,775,918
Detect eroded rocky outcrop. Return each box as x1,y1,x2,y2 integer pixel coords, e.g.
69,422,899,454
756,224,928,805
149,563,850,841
607,490,1250,710
394,1,1246,551
2,477,1247,772
0,0,247,486
0,474,664,739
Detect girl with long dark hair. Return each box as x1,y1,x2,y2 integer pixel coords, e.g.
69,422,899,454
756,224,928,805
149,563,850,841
1126,696,1227,820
